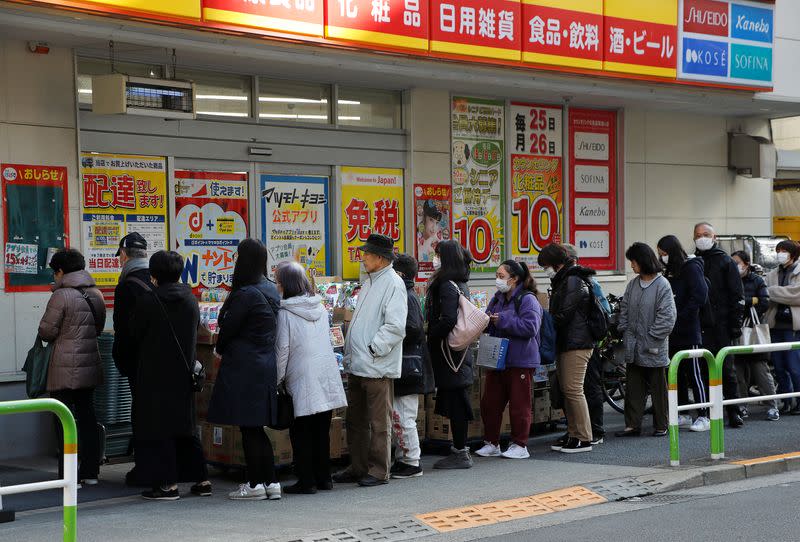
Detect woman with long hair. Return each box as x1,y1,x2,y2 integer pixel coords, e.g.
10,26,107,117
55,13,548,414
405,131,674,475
656,235,710,432
208,238,282,501
475,260,542,460
425,240,475,469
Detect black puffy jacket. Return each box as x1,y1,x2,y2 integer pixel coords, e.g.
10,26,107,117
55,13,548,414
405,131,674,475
112,265,151,378
742,270,769,318
394,278,434,396
426,279,473,390
549,264,596,352
695,245,745,344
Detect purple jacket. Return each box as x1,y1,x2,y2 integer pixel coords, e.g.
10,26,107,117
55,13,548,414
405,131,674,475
486,286,543,369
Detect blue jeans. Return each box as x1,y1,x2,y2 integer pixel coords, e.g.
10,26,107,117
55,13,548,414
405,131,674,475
770,329,800,402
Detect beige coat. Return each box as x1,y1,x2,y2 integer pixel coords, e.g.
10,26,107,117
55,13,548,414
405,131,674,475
38,270,106,391
765,262,800,331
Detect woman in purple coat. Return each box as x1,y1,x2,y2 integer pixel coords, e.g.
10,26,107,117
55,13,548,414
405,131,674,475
475,260,543,460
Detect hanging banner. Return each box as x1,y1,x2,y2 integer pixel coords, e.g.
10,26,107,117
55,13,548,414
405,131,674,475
261,175,330,278
451,96,504,273
340,166,404,280
326,0,429,50
522,0,603,70
80,153,168,287
508,103,563,269
203,0,324,37
2,164,70,292
568,108,617,271
172,171,248,291
603,0,678,78
413,184,452,280
430,0,522,60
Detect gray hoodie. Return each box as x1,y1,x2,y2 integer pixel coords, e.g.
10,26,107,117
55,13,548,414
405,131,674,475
276,295,347,417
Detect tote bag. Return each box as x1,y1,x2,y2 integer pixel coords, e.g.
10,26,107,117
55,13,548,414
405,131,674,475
737,306,771,347
441,281,490,374
476,334,509,370
23,336,53,398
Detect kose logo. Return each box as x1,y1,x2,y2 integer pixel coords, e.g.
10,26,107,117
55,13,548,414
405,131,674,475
685,47,727,67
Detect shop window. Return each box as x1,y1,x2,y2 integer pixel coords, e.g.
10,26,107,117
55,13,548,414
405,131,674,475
77,58,164,106
336,87,402,129
180,69,252,118
258,78,331,124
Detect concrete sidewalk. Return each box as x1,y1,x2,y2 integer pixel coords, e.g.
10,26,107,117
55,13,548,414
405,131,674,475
2,405,799,542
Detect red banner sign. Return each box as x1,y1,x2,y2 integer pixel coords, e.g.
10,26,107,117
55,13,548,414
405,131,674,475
603,0,678,78
326,0,429,50
431,0,521,60
203,0,324,37
682,0,729,37
522,0,603,70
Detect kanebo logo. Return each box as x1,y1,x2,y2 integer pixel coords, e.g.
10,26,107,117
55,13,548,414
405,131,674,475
735,14,770,35
685,6,727,28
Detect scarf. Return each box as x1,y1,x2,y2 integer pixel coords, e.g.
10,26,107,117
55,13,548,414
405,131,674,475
119,257,149,282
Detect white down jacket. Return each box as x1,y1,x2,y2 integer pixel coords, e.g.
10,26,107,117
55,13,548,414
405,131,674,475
276,295,347,417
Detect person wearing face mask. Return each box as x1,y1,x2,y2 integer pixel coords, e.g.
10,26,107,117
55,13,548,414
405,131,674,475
475,260,543,459
693,222,746,428
656,235,710,432
537,243,597,453
765,240,800,415
731,251,779,421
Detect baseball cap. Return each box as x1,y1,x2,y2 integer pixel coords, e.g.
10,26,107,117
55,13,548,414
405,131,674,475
116,232,148,257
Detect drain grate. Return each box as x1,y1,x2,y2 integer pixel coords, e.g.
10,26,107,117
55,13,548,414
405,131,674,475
585,478,653,501
352,518,437,541
637,494,696,504
281,529,360,542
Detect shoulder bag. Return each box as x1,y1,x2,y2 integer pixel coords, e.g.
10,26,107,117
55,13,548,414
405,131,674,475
441,281,490,373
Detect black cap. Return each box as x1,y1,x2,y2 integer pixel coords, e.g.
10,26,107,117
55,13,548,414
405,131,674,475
359,233,395,261
116,232,147,257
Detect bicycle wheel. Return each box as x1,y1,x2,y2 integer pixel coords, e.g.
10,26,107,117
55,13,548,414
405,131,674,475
602,369,626,414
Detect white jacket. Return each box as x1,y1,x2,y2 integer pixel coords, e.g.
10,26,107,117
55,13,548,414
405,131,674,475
276,295,347,417
344,264,407,379
766,262,800,331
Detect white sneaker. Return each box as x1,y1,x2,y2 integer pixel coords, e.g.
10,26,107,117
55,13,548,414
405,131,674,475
690,416,711,432
228,483,267,500
501,443,530,459
474,442,502,457
80,478,99,486
677,415,693,428
265,482,281,500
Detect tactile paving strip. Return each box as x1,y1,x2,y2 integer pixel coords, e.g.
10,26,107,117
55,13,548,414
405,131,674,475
415,485,607,532
584,478,654,501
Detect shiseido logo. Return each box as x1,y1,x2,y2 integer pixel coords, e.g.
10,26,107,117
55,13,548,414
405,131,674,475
685,6,728,28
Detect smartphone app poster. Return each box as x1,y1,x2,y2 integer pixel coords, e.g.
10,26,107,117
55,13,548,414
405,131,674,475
451,96,504,273
413,184,452,281
261,175,329,278
173,171,248,290
340,167,404,280
80,153,168,286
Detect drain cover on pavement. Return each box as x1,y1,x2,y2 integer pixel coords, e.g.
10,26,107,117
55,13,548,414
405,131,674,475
584,478,653,501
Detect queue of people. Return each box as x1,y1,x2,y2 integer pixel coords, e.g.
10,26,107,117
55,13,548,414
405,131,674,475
36,221,798,501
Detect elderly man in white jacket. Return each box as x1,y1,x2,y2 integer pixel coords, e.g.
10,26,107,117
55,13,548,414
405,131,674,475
334,234,407,487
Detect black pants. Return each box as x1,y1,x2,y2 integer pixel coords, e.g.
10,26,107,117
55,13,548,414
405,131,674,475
624,365,668,432
290,411,333,488
137,436,207,487
240,426,276,486
703,331,741,417
52,388,100,480
671,343,709,418
583,349,605,439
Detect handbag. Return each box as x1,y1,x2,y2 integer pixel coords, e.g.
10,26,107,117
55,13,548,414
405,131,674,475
269,383,295,430
476,334,509,370
440,281,490,373
400,354,424,384
737,306,771,347
22,336,54,398
129,277,206,392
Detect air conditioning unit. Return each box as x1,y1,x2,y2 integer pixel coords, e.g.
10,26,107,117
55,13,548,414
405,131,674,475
92,74,196,119
728,133,777,179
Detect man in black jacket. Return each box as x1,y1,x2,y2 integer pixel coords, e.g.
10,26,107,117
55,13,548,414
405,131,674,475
112,232,152,485
389,254,433,480
694,222,746,427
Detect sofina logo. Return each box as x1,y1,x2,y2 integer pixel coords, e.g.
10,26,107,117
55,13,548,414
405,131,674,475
731,3,773,43
730,43,772,82
682,37,728,77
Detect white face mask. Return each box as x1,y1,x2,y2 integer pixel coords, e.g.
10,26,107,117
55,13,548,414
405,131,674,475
695,237,714,252
738,264,747,276
660,255,669,265
544,267,556,279
432,256,441,270
777,252,790,265
495,277,511,293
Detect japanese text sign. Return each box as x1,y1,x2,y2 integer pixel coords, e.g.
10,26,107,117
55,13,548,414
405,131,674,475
603,0,678,78
413,184,452,280
340,167,404,280
451,96,504,273
173,171,249,292
568,109,617,271
203,0,324,37
508,103,563,269
678,0,773,87
80,153,168,286
522,0,603,70
431,0,521,60
2,164,70,291
326,0,429,50
77,0,200,18
262,175,330,278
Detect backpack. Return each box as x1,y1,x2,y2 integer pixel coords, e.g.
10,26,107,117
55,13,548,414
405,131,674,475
512,291,556,365
580,277,610,341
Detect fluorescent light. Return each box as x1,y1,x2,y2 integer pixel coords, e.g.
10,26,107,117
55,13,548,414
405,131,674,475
197,111,250,117
259,113,328,120
337,116,361,121
196,94,248,101
259,96,328,104
338,100,361,105
79,89,92,94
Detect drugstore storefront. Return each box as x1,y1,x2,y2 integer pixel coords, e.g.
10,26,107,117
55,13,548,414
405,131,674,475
1,0,798,459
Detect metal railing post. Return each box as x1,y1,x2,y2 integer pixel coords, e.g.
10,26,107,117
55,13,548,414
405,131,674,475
0,399,78,542
668,349,717,466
